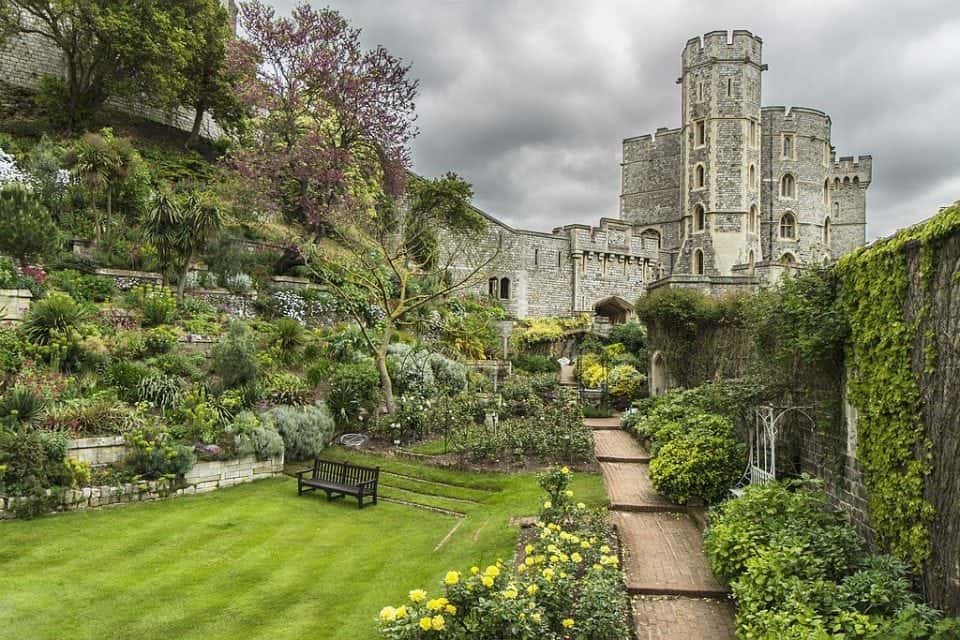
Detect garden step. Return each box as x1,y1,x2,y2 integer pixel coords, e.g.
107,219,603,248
600,462,677,512
614,511,728,598
593,430,650,462
632,596,736,639
583,417,623,430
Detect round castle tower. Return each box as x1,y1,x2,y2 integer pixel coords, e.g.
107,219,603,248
677,30,764,277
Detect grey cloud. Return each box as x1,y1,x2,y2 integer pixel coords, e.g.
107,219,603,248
269,0,960,238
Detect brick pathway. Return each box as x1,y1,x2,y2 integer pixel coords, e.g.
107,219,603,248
583,416,622,430
593,430,650,462
592,422,735,639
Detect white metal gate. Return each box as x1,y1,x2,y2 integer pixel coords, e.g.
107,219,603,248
739,405,815,489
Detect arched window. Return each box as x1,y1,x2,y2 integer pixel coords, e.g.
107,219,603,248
748,249,755,271
843,176,851,186
499,277,510,300
779,212,797,240
780,174,796,199
641,228,661,250
823,217,831,245
780,252,796,265
695,164,705,189
833,202,840,216
782,134,795,159
693,204,705,232
748,204,758,234
834,177,841,189
488,277,499,298
852,176,860,186
695,120,706,146
823,179,829,205
749,164,756,190
693,249,704,275
749,120,758,146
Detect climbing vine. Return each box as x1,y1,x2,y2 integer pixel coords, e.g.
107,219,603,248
835,202,960,570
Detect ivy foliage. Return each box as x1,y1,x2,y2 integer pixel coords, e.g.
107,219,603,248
834,204,960,569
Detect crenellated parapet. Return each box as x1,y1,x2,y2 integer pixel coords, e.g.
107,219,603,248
831,156,872,185
682,30,763,69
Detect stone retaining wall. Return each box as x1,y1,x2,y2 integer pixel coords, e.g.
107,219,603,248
67,436,127,467
0,455,284,519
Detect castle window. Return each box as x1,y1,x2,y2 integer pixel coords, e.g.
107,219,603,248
748,249,755,271
834,177,841,189
843,176,851,186
695,164,706,189
534,248,539,266
780,173,796,199
749,204,758,234
782,134,795,159
557,251,562,267
693,204,706,232
641,229,661,250
697,81,704,101
750,120,758,146
695,120,706,147
852,176,860,186
823,217,831,245
488,277,499,298
823,179,829,205
833,202,840,216
780,252,796,265
749,164,757,190
779,212,797,240
499,277,511,300
726,78,732,97
693,249,704,275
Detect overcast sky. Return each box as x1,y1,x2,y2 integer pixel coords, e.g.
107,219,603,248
273,0,960,239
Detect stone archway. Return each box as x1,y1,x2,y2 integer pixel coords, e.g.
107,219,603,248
594,295,633,326
650,351,668,397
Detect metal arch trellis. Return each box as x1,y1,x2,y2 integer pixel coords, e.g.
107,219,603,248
737,404,817,489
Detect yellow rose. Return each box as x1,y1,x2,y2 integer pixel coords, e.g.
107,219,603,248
484,565,500,578
600,545,611,554
543,500,552,509
563,618,575,628
517,564,527,573
445,604,457,615
431,615,445,631
444,571,460,585
524,544,534,554
408,589,427,603
526,584,538,595
419,617,432,631
581,540,590,549
379,606,397,622
482,576,494,588
564,490,574,497
470,566,480,575
571,552,583,563
427,598,442,611
531,612,542,623
561,466,570,474
524,557,535,566
577,502,586,510
396,605,407,619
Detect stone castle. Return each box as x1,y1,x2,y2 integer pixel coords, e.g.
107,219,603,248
449,30,872,321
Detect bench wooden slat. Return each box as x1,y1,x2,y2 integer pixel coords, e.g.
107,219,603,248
296,458,380,508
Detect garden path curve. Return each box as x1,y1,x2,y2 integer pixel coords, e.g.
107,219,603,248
586,418,736,640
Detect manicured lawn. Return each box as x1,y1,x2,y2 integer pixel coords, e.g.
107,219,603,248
0,449,606,640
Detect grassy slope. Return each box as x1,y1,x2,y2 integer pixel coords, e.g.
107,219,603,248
0,451,606,640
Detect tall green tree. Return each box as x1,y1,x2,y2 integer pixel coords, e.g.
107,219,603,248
63,129,140,242
179,0,251,150
0,0,199,131
0,184,60,268
305,173,495,414
141,189,223,300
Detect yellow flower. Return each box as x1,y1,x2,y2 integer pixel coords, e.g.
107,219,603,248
517,564,528,573
482,576,494,588
581,541,591,549
503,587,518,599
526,584,538,595
542,568,555,581
577,502,586,510
531,612,542,623
593,563,603,571
444,571,460,585
445,604,457,615
379,606,397,622
543,500,552,509
470,566,480,575
485,565,501,578
524,544,534,554
564,490,574,497
548,544,559,554
427,598,443,611
571,552,583,563
524,556,535,566
563,618,575,628
419,617,432,631
395,605,408,619
548,523,559,531
408,589,427,603
561,466,570,474
431,615,445,631
600,545,611,554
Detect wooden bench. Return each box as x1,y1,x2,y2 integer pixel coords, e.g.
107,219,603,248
296,458,380,509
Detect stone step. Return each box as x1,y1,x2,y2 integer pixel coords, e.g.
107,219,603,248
583,417,622,430
593,430,650,462
632,596,736,640
600,462,677,512
615,511,728,598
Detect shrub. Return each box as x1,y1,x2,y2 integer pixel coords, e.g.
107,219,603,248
0,385,47,428
388,344,435,395
142,326,180,355
0,184,60,268
47,269,115,302
260,403,335,461
211,322,259,388
271,316,306,353
648,430,745,504
0,328,24,375
0,427,70,494
230,411,284,461
427,352,468,395
327,359,381,427
125,428,195,479
607,321,646,356
128,285,177,327
20,293,92,345
222,271,253,292
606,364,645,404
135,374,182,411
510,353,560,374
264,372,311,406
44,392,141,435
103,360,153,401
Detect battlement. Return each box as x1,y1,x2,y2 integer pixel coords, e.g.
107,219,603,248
831,155,872,183
623,127,681,147
682,29,762,68
761,106,832,139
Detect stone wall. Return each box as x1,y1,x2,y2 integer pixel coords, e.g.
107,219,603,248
0,455,284,519
0,288,33,321
67,436,127,468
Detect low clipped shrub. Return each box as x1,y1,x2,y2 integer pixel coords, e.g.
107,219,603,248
510,353,560,374
260,403,334,461
0,427,69,494
605,364,645,404
648,429,745,503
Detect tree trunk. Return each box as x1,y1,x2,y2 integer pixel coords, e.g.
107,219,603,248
186,104,206,150
176,249,193,301
376,324,396,414
104,190,112,240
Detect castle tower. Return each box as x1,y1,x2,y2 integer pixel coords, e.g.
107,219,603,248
677,30,765,276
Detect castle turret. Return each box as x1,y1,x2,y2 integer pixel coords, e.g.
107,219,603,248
677,30,765,276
